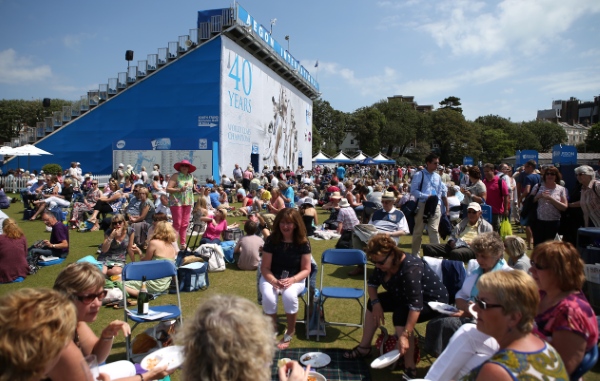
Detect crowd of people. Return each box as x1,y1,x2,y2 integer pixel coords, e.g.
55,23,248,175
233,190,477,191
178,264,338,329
1,155,599,380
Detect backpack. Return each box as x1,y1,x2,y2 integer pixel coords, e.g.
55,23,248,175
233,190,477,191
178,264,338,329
219,241,236,263
195,244,226,272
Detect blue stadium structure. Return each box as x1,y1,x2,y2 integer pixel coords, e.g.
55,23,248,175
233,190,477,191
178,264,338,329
9,5,319,181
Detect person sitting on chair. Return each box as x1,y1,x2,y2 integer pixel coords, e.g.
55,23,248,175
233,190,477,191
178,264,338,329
422,202,493,262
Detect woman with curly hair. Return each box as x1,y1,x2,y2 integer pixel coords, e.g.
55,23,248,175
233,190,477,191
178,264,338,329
344,234,448,379
0,218,28,283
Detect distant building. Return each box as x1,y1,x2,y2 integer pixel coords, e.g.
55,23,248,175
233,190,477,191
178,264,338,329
537,96,600,146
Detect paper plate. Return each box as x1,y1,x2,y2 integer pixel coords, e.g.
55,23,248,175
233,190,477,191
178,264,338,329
308,371,327,381
428,301,459,315
300,352,331,368
371,349,400,369
141,345,184,371
468,303,478,319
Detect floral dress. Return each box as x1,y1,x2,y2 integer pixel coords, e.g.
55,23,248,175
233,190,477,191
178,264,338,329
72,189,102,223
169,173,194,207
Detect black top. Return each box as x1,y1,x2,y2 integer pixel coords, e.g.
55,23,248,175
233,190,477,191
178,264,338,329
263,237,311,279
368,254,448,311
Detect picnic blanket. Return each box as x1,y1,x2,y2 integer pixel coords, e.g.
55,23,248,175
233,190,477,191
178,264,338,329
271,348,371,381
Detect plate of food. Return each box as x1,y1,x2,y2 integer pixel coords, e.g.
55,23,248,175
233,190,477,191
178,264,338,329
141,345,184,371
307,371,327,381
370,349,400,369
299,352,331,368
428,301,459,315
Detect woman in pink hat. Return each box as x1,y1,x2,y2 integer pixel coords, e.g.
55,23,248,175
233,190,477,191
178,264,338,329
166,159,196,246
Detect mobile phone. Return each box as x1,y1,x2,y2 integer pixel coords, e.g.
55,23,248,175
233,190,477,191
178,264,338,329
281,270,289,279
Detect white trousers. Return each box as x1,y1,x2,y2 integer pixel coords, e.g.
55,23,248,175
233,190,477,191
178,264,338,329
259,275,305,315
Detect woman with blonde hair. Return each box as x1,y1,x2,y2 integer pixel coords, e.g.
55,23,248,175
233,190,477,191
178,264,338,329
51,262,168,381
88,180,124,231
463,270,568,380
0,218,29,283
179,294,310,381
125,221,178,298
504,235,530,272
0,288,77,381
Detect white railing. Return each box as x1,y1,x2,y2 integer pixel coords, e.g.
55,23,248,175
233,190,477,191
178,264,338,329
0,174,112,193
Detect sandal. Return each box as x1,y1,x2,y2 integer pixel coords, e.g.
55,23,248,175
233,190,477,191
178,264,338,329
343,345,371,359
113,299,138,309
277,331,294,350
404,367,417,379
90,223,100,232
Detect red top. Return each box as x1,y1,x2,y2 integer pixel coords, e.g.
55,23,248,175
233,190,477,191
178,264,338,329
0,235,29,283
482,176,509,214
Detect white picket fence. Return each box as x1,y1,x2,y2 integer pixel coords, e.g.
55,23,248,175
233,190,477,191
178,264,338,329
0,174,112,193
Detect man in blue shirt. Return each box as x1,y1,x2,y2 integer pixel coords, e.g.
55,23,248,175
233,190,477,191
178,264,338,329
410,153,449,255
209,188,221,209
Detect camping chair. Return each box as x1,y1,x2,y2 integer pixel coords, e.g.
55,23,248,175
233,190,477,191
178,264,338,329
316,249,367,341
121,261,182,361
571,345,598,381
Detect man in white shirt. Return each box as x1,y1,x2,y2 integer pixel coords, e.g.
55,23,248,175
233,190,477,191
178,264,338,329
270,173,279,189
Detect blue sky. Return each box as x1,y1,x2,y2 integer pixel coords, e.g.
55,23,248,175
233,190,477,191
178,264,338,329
0,0,598,122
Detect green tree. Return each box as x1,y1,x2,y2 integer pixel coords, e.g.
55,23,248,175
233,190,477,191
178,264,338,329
584,123,600,152
439,96,463,114
430,108,480,164
374,98,425,157
312,98,347,155
0,99,72,142
475,115,519,162
348,106,385,156
523,120,567,152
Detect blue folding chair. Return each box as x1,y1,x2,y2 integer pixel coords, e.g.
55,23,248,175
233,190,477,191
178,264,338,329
317,249,367,341
121,261,182,361
571,344,598,381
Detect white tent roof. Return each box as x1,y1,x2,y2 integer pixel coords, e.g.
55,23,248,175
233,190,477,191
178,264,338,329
352,151,367,162
331,151,352,161
312,151,331,161
373,153,394,162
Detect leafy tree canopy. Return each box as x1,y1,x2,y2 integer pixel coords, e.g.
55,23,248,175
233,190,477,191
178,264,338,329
584,122,600,152
522,120,567,152
439,96,463,114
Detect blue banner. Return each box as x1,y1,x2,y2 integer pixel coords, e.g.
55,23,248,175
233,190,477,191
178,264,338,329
552,144,577,165
516,150,538,166
463,156,474,165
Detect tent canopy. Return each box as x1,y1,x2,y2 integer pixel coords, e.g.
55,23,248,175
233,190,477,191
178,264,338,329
373,153,396,165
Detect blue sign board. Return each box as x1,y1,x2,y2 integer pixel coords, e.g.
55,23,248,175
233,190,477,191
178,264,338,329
463,156,474,165
552,144,577,165
516,150,538,166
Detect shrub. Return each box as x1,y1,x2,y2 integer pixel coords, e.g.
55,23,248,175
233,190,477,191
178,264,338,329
41,163,62,175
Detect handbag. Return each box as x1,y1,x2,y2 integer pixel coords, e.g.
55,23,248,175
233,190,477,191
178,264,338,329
520,184,540,223
374,326,420,369
499,217,513,239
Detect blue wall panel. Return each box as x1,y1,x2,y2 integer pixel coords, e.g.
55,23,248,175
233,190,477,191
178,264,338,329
28,38,222,174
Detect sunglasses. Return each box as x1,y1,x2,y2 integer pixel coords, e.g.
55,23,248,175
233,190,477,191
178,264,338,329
545,173,556,176
467,210,478,214
473,296,503,310
530,259,547,271
75,290,108,304
372,252,391,266
92,182,98,185
113,220,124,225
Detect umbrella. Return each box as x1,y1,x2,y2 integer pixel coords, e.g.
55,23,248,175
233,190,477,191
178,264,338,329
13,144,51,171
0,146,16,155
13,144,53,156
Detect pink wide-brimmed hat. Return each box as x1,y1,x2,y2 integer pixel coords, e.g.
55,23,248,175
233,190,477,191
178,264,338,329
174,159,197,173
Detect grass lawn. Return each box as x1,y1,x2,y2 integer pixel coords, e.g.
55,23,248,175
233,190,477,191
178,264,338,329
1,195,599,380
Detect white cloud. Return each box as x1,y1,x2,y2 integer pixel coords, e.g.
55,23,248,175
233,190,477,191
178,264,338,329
535,67,600,95
63,33,97,49
315,59,515,105
419,0,600,56
0,49,52,84
580,48,600,58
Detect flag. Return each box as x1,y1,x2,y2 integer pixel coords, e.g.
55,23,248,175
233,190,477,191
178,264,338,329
314,60,319,68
